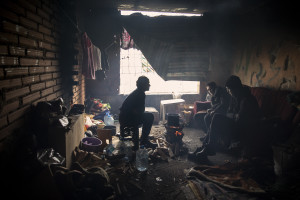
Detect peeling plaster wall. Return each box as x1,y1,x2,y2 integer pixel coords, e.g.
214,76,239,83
231,22,300,91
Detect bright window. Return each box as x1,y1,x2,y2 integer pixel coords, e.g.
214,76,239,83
120,48,200,95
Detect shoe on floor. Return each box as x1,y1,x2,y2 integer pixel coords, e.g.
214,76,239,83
188,146,204,160
196,146,216,157
140,140,157,149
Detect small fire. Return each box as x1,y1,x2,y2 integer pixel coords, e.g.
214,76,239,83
175,131,182,136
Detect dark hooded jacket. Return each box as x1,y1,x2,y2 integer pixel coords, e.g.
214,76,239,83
228,85,262,128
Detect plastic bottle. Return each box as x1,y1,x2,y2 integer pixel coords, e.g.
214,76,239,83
124,140,133,162
103,141,115,156
104,112,114,126
136,145,148,172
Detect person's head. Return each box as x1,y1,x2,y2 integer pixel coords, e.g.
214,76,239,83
225,75,242,97
136,76,150,91
206,82,216,95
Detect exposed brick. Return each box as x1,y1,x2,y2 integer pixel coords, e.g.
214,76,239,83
0,116,8,129
0,68,4,78
45,66,57,72
0,56,19,66
44,35,54,44
51,60,59,66
52,72,60,78
20,17,37,30
26,11,42,24
5,67,28,76
38,25,51,35
56,78,62,84
39,41,51,50
37,8,50,20
8,105,30,123
0,45,8,55
17,0,36,13
22,91,40,105
19,37,38,47
5,86,30,101
39,59,51,66
41,87,53,96
45,80,56,87
45,51,55,58
22,75,40,85
27,0,41,8
46,93,56,101
5,1,26,16
27,30,44,40
20,58,39,66
0,78,22,89
32,97,46,106
42,18,52,29
0,7,19,23
53,85,61,91
51,45,58,51
27,49,43,57
0,118,25,141
29,66,44,74
2,21,28,36
42,3,53,15
0,101,19,117
40,73,52,81
9,46,25,56
56,90,63,97
52,31,59,39
30,82,45,91
0,32,18,44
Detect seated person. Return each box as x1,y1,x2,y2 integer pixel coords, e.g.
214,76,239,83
193,87,212,130
119,76,157,150
189,75,262,161
193,82,230,133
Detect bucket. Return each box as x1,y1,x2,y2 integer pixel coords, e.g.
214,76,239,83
81,137,102,153
97,128,113,151
103,125,116,136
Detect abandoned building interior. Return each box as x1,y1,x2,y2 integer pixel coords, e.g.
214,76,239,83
0,0,300,199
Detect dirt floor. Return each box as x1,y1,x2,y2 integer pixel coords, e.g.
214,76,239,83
107,123,241,200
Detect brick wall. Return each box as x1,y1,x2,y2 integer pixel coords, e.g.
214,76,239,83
0,0,85,146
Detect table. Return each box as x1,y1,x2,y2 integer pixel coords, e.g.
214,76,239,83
160,99,185,122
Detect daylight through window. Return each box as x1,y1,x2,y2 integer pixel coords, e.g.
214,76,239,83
120,48,200,95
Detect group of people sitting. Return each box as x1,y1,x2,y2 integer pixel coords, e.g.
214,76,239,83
118,75,262,163
189,75,262,161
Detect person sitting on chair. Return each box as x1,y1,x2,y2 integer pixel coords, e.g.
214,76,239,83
119,76,157,151
189,75,261,161
193,81,230,138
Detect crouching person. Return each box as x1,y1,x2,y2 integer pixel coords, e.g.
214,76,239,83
119,76,157,151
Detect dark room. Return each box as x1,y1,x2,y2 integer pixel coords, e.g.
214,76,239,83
0,0,300,199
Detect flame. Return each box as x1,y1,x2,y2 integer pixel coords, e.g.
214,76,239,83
175,131,182,136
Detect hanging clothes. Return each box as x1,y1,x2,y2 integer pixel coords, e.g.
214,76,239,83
92,45,102,71
81,32,103,80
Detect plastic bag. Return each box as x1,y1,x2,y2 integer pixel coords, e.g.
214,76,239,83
37,148,65,166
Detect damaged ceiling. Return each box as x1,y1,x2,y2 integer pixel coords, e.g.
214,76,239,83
87,0,272,15
74,0,287,81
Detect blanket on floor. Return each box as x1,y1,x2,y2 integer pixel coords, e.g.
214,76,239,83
186,160,274,200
